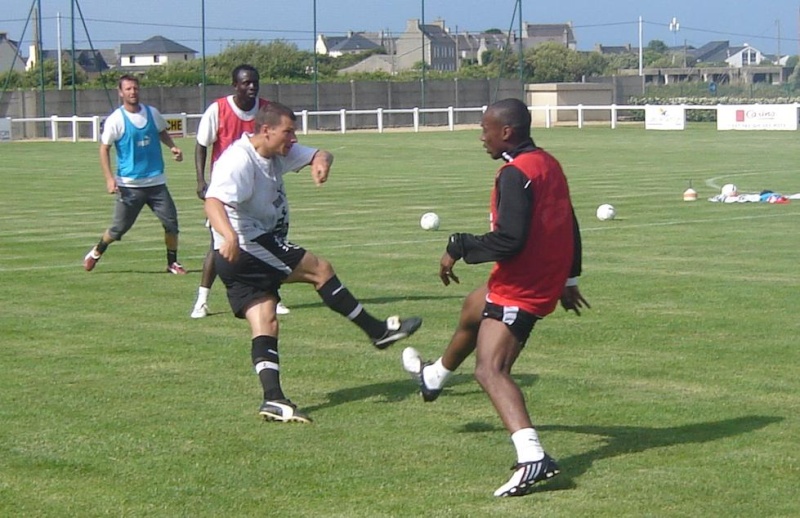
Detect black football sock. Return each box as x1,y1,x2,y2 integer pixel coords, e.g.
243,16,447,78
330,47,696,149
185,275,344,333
252,335,284,401
167,249,178,265
317,275,386,339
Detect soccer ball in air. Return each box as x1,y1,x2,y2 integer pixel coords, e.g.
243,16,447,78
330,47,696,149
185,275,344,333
596,204,616,221
420,212,440,231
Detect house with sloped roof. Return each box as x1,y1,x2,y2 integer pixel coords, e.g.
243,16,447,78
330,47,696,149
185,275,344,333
522,22,576,50
0,32,26,73
455,32,510,66
395,19,457,72
317,35,348,55
26,46,115,76
594,43,637,55
687,40,777,67
119,35,196,68
337,54,397,75
688,41,732,64
316,31,390,57
338,18,576,74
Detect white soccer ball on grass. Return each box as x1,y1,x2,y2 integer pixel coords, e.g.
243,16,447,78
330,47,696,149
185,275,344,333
596,204,616,221
420,212,440,231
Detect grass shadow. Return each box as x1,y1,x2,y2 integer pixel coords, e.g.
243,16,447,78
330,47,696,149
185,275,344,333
92,269,198,275
304,372,538,413
525,415,785,493
280,293,464,311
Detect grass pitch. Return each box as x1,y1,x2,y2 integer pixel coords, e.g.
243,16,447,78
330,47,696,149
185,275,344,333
1,126,799,517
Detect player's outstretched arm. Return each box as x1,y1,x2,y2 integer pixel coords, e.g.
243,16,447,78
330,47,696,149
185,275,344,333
309,150,333,186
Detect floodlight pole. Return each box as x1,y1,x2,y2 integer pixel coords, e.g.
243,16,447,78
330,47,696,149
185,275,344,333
56,12,62,90
313,0,318,113
201,0,207,109
36,0,46,119
638,16,643,76
421,0,426,111
71,0,77,114
669,17,680,50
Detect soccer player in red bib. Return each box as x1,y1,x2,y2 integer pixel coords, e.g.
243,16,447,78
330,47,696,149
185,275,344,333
402,98,589,497
191,65,290,318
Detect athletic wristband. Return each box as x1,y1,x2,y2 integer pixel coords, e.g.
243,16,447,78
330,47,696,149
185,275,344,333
446,233,463,261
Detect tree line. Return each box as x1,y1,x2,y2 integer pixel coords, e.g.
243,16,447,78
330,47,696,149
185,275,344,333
3,39,800,91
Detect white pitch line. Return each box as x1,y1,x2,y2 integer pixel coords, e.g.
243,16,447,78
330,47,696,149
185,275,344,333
705,171,779,191
581,211,800,232
2,212,798,272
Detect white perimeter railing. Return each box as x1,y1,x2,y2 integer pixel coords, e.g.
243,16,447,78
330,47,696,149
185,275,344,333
3,103,799,142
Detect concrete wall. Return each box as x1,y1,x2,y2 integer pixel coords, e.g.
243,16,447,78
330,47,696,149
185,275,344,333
2,78,523,139
585,75,645,104
527,82,614,124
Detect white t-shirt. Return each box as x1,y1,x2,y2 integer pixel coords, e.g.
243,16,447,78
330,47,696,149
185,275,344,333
101,104,167,145
196,95,260,148
205,134,317,248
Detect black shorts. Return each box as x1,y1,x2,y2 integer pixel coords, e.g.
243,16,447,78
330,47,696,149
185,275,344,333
482,302,541,346
214,233,306,319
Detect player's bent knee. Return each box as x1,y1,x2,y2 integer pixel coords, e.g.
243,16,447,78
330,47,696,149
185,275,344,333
162,222,179,235
313,257,334,278
290,252,334,285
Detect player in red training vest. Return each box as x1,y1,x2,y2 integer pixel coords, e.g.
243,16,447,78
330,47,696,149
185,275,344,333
402,98,590,497
191,65,290,318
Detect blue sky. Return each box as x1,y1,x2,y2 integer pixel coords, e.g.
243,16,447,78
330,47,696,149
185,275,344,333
3,0,799,57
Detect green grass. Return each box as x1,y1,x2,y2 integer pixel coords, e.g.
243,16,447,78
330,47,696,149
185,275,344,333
1,127,799,517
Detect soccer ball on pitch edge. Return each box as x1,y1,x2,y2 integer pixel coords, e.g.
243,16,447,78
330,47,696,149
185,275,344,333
596,204,616,221
420,212,440,230
721,183,738,197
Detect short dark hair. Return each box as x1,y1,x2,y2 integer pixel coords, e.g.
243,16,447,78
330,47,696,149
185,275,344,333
118,74,139,89
254,101,297,130
488,98,531,140
232,64,258,84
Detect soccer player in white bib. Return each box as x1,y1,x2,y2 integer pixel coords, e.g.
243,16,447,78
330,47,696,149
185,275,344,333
205,101,422,422
191,65,290,318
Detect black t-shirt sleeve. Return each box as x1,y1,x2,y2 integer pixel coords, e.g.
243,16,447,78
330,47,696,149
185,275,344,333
446,166,532,264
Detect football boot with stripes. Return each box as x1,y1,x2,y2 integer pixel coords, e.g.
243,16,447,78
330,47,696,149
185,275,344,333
372,316,422,349
259,399,312,424
493,453,560,497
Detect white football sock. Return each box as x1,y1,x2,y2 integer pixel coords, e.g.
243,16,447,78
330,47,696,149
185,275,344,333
196,286,210,306
422,358,452,390
511,428,545,463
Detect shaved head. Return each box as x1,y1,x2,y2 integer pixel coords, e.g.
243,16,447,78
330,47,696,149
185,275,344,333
486,98,531,142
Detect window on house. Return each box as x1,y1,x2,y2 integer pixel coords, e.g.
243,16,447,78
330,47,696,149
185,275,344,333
184,54,188,60
154,55,160,63
129,55,135,64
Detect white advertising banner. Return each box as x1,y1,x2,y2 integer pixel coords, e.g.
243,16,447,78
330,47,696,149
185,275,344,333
717,105,798,131
645,105,686,130
0,118,11,142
